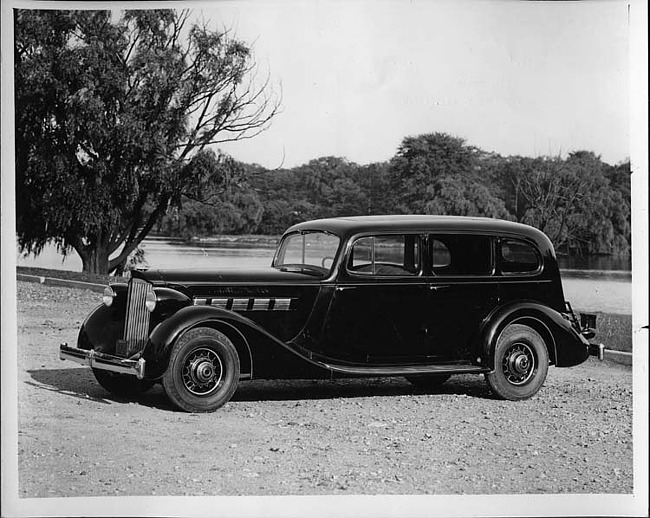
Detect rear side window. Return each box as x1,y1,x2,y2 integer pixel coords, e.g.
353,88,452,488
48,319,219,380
430,239,451,268
499,239,541,274
349,234,420,276
429,235,492,276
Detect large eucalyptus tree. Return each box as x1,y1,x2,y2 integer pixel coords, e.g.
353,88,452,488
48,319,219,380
15,9,279,273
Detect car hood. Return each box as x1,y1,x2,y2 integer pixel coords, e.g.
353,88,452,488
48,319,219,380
133,267,324,286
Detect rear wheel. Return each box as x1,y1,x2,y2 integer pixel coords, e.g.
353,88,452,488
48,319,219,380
92,369,156,398
406,374,452,389
485,324,549,400
162,327,240,413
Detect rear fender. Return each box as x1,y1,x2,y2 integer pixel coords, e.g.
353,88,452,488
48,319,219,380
480,302,589,370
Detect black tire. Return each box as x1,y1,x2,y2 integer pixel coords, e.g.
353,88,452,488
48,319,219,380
162,327,240,413
92,369,156,398
406,374,452,389
485,323,549,400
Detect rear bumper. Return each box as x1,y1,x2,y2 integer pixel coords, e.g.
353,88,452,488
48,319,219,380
588,342,605,361
60,342,146,379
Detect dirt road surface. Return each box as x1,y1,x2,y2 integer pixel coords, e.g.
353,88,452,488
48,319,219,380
15,282,633,498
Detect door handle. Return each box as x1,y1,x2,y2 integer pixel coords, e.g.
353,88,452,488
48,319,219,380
336,286,356,292
428,285,450,291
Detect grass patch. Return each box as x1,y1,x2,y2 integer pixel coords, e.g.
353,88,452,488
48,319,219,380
593,312,632,353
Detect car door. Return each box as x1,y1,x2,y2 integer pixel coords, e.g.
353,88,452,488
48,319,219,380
423,234,499,363
320,233,430,364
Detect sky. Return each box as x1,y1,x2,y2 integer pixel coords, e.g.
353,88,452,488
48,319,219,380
191,0,632,169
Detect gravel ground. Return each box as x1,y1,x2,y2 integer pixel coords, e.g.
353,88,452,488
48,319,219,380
14,282,633,498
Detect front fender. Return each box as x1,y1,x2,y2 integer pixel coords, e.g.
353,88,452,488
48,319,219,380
78,303,125,355
151,287,192,317
143,305,280,379
480,301,589,369
78,285,191,355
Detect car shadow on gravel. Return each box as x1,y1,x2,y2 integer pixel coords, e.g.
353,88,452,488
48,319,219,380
25,368,495,412
25,368,177,411
231,374,494,403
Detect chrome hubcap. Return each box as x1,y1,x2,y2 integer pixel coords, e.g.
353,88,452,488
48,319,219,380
502,342,535,385
182,347,223,396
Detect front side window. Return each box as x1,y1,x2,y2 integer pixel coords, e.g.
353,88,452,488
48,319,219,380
349,234,420,276
274,231,340,275
429,234,492,276
499,239,541,274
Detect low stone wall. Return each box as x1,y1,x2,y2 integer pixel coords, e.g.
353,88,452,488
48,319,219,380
16,273,105,293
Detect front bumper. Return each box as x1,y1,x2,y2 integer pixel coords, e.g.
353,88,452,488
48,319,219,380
60,342,146,379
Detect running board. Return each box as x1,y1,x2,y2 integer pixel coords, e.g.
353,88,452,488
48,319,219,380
322,362,489,377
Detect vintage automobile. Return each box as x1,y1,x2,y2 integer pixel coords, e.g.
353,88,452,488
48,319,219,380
60,215,603,412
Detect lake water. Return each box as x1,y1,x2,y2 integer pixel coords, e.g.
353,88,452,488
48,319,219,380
16,238,632,315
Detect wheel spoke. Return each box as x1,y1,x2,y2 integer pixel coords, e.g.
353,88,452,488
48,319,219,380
502,342,536,386
181,347,224,396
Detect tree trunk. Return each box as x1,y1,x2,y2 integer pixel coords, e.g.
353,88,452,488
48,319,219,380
79,245,110,275
113,260,127,277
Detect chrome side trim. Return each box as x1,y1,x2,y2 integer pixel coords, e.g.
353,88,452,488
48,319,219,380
192,297,295,311
252,298,271,310
231,298,250,311
273,298,292,310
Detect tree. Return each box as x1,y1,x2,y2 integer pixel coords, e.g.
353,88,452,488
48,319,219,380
389,133,507,217
421,175,510,219
603,160,632,254
510,152,604,253
15,9,279,273
355,162,396,215
293,157,358,213
562,152,630,255
156,155,264,237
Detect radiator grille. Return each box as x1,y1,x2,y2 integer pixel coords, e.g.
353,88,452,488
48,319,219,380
120,278,152,357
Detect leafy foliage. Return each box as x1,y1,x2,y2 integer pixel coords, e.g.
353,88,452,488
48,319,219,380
492,152,631,255
389,133,510,218
15,9,278,273
240,136,630,257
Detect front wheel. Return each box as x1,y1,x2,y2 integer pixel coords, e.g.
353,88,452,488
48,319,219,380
162,327,240,413
485,324,549,400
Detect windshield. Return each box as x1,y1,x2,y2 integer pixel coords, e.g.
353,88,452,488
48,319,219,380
273,231,341,275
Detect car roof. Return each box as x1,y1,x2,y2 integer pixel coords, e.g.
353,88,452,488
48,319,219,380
286,215,553,249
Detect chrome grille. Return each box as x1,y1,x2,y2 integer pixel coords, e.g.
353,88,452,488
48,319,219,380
120,278,152,357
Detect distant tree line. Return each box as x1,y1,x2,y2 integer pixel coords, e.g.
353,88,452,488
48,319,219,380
155,133,631,257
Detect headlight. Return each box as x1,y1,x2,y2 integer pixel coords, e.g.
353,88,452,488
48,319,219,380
145,290,157,312
102,286,116,307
